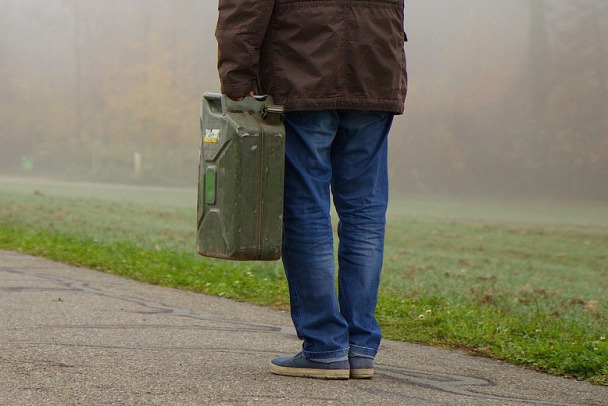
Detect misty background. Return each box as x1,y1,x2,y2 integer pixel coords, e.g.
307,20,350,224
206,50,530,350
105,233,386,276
1,0,607,201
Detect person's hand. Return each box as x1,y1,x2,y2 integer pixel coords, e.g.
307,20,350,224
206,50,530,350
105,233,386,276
233,91,255,101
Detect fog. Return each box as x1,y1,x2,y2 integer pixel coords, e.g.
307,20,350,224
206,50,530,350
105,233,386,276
1,0,607,201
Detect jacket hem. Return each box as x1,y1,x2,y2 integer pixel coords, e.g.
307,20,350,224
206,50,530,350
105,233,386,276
279,97,405,115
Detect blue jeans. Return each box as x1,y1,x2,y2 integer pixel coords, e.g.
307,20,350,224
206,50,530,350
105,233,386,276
282,109,393,361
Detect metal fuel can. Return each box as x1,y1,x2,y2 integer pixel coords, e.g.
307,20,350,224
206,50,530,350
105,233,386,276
197,93,285,261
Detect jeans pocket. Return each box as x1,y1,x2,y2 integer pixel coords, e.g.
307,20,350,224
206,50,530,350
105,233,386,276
372,111,390,120
365,111,390,121
344,110,392,127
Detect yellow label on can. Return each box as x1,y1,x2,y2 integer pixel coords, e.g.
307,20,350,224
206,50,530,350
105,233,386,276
204,129,220,143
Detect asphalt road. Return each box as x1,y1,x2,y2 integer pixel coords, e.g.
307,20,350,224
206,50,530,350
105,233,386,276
1,250,606,405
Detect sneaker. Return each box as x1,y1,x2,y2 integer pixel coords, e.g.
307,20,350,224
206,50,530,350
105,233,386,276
349,356,374,379
269,352,350,379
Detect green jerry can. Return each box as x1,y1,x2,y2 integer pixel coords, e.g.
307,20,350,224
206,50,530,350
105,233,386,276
197,92,285,261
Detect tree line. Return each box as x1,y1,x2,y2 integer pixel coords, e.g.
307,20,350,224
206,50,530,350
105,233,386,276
1,0,218,184
393,0,608,199
1,0,606,199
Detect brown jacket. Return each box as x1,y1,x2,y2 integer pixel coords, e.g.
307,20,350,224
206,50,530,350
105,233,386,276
216,0,407,114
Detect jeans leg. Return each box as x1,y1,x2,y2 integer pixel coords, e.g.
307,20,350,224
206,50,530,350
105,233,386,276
330,110,393,358
282,110,349,361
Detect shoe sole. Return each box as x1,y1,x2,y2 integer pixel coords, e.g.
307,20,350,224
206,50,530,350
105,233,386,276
350,368,374,379
269,362,350,380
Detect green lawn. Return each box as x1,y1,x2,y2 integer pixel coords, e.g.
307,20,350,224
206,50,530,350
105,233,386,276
1,178,606,385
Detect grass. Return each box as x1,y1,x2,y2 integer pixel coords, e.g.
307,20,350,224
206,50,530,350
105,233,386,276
0,179,607,385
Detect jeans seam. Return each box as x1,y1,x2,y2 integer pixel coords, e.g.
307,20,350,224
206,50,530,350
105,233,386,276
285,253,303,335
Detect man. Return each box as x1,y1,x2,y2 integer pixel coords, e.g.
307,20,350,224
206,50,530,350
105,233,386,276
215,0,407,379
